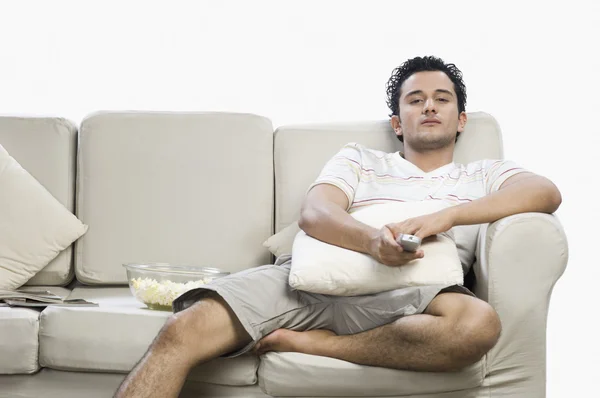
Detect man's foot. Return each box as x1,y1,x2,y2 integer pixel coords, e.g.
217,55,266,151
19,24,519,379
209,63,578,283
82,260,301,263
253,329,337,356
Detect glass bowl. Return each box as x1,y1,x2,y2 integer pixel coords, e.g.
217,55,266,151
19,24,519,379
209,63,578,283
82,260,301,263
123,263,230,311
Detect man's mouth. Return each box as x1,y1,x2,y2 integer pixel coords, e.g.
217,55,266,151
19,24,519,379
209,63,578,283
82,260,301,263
421,119,441,125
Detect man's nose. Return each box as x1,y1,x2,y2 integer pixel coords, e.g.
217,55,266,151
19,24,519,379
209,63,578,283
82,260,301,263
423,98,437,113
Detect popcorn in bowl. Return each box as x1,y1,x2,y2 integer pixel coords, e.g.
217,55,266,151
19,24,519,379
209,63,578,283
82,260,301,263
130,277,209,310
123,263,230,311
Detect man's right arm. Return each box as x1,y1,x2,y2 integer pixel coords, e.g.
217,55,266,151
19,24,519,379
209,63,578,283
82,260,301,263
299,184,423,266
299,184,376,254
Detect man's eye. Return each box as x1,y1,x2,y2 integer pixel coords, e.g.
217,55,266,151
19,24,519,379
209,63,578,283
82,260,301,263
437,98,449,102
410,99,422,104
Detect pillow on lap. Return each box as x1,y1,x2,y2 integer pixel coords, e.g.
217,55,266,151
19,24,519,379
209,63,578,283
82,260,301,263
288,201,463,296
0,144,88,289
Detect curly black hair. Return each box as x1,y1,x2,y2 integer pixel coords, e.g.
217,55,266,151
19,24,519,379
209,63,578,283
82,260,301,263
386,56,467,142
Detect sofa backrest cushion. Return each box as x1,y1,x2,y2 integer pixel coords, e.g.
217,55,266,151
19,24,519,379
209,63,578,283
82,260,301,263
75,112,274,284
273,111,503,232
0,117,78,286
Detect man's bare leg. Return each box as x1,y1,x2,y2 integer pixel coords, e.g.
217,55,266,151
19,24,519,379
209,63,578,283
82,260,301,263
254,293,501,372
115,293,252,398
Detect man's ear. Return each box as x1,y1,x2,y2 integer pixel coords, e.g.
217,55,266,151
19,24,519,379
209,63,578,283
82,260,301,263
391,115,402,139
457,111,467,133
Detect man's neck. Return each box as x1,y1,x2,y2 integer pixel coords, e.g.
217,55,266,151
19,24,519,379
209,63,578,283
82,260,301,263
402,146,454,173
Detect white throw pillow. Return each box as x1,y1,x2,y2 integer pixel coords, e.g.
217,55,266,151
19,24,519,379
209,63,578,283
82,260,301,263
289,201,463,296
0,144,88,290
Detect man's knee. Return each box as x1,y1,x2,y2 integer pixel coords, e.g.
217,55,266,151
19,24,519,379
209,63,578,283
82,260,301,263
156,308,198,351
156,296,221,350
155,294,251,363
427,293,501,370
450,297,501,368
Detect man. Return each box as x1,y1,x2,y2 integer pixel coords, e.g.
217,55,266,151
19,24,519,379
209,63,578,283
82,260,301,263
115,56,562,398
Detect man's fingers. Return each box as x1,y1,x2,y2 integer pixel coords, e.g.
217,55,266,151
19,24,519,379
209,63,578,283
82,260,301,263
385,223,402,240
414,229,426,239
382,226,402,248
387,222,419,239
402,249,423,258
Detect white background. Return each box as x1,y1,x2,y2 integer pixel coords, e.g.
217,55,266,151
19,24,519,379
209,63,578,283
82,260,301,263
1,0,598,395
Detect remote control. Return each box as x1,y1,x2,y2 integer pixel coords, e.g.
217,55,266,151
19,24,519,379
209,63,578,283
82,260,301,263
396,233,422,252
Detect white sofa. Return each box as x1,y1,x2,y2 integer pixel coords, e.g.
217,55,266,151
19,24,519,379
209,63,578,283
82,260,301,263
0,111,568,398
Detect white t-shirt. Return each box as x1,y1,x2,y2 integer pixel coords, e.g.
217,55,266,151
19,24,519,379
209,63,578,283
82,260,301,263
309,142,528,273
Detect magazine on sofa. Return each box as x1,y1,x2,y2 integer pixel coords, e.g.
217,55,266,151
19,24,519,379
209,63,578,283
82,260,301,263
0,287,98,308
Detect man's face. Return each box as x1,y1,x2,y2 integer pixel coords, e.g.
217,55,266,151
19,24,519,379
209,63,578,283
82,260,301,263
391,71,467,152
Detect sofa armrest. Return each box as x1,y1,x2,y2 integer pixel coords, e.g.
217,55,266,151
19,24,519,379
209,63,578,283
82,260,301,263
472,212,568,393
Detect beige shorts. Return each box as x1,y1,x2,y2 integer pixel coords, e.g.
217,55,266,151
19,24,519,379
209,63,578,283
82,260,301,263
172,258,473,357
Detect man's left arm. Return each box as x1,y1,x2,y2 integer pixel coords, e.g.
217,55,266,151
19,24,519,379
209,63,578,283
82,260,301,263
388,173,562,240
449,172,562,227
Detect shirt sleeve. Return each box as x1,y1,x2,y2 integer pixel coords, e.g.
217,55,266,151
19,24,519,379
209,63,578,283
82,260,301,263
306,143,362,210
482,159,529,194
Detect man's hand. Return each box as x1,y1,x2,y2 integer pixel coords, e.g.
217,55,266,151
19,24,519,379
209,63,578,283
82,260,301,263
368,225,424,267
387,208,456,241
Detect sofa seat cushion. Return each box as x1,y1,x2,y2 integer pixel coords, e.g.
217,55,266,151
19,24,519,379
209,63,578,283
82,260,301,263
0,369,270,398
39,287,259,386
258,352,484,396
0,307,40,374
